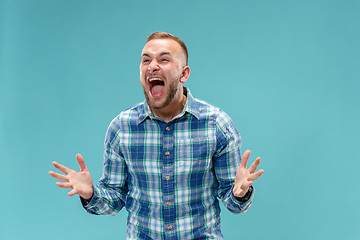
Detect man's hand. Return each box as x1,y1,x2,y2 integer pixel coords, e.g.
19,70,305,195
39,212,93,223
233,150,264,198
49,154,94,200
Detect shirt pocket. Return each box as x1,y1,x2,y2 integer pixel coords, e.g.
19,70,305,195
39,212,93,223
175,137,213,172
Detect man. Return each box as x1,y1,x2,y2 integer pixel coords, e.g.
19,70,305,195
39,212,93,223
49,32,264,239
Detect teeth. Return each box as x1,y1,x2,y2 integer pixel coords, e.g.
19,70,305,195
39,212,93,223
148,77,162,82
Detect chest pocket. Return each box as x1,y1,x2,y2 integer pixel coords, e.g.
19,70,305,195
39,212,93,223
175,138,214,172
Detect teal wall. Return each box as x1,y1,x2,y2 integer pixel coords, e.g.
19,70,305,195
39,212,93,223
1,0,359,239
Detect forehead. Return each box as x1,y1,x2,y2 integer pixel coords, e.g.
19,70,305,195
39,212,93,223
142,39,184,57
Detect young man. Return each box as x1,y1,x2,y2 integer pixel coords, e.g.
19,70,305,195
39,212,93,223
49,32,264,239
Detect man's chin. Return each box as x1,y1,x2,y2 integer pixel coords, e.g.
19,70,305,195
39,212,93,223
149,100,168,110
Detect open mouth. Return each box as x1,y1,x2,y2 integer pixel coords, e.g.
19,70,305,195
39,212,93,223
148,77,165,97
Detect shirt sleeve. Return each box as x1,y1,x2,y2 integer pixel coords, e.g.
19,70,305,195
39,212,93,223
213,110,254,214
82,120,129,216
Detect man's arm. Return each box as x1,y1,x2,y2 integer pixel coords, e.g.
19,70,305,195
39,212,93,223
213,111,263,214
81,121,130,216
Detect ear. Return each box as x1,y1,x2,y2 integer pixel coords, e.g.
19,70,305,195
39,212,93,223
179,66,191,84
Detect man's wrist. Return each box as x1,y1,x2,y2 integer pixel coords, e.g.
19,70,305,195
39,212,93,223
234,186,253,202
80,188,94,205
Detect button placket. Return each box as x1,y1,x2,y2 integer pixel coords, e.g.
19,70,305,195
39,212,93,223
161,123,176,235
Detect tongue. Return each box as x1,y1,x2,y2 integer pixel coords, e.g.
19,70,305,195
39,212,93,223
151,85,165,97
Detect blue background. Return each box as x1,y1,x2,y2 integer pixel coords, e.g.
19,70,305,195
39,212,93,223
1,0,359,239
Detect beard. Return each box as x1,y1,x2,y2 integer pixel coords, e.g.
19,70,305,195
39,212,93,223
143,77,179,110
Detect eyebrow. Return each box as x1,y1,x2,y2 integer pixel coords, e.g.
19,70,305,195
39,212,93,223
141,52,171,58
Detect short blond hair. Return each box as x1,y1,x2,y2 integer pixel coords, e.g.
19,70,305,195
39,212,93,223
147,32,188,65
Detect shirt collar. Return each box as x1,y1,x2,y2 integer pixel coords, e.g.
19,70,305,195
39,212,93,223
183,88,200,120
137,87,200,125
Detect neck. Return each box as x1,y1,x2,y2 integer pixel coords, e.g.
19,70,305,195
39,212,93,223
151,89,187,123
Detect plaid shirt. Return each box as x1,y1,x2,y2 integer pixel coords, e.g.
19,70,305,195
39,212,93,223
83,88,254,239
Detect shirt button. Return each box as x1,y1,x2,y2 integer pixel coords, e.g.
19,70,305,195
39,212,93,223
165,151,170,156
168,225,172,230
165,127,170,131
166,202,171,206
165,176,170,181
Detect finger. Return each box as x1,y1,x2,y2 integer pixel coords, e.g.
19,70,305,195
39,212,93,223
52,161,71,175
248,169,264,181
49,171,69,182
56,182,73,189
76,154,88,172
68,188,78,196
248,157,261,174
240,150,251,168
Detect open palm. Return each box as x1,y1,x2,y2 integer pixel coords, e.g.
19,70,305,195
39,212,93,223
49,154,94,200
233,150,264,198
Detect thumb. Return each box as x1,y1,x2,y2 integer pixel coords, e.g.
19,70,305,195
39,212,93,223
76,153,88,171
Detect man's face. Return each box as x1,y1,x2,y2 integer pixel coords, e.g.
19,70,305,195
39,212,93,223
140,39,187,110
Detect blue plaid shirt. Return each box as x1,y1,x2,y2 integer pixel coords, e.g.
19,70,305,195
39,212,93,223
82,88,254,239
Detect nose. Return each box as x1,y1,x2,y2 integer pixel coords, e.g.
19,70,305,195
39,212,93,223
148,60,160,74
